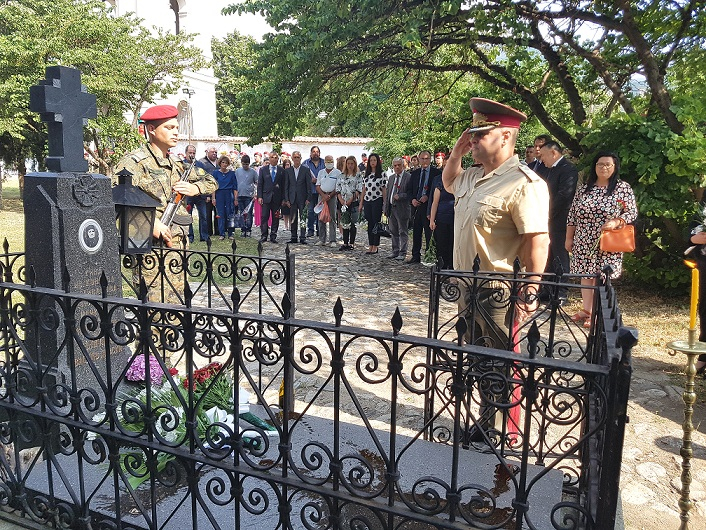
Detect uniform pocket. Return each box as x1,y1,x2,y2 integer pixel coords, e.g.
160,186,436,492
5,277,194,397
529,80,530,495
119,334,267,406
474,194,505,228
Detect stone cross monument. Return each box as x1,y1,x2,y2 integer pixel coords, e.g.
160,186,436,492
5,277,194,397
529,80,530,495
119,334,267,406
25,65,120,296
23,65,127,403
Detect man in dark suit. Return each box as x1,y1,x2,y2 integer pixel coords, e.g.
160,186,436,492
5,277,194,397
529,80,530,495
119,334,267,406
195,145,220,237
537,141,578,301
385,157,413,260
257,151,286,243
407,150,440,263
529,134,552,178
284,150,313,244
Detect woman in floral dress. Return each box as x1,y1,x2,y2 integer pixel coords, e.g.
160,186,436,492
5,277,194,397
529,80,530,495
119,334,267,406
565,151,638,323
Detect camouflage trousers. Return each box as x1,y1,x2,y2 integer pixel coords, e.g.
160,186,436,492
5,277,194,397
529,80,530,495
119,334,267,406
132,226,188,305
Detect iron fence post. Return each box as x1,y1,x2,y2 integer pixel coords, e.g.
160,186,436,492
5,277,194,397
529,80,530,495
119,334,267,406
596,327,636,529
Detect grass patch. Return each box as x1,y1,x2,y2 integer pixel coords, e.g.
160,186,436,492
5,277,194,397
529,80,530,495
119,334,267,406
0,177,24,253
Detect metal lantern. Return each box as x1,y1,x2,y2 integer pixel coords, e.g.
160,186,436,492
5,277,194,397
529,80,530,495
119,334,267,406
112,168,160,254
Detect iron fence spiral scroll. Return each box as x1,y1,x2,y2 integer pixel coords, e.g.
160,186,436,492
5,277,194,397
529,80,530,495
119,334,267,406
0,268,634,530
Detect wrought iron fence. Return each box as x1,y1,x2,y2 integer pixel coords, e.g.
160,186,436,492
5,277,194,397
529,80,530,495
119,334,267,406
120,239,295,316
0,239,25,284
0,238,295,316
0,261,634,529
425,258,636,529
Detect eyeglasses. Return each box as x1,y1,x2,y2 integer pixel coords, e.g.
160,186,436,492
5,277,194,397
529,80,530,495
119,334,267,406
597,163,614,169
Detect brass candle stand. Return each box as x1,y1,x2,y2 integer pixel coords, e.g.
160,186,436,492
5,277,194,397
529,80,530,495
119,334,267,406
668,328,706,530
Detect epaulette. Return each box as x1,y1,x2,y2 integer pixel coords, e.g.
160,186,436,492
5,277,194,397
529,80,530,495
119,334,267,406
130,151,148,163
518,164,540,181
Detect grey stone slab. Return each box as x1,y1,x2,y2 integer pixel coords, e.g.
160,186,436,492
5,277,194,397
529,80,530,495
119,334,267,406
22,414,563,529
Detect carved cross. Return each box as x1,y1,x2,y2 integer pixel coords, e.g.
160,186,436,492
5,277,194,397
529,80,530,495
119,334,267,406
29,65,97,173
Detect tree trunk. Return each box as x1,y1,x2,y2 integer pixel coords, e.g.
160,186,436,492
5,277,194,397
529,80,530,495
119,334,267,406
18,160,26,198
618,0,684,134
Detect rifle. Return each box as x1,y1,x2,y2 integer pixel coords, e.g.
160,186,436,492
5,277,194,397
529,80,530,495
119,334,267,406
160,160,195,227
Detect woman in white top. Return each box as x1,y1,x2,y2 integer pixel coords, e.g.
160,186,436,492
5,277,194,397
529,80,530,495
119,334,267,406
336,156,363,250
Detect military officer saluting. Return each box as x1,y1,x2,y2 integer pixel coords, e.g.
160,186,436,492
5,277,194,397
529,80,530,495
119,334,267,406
115,104,217,249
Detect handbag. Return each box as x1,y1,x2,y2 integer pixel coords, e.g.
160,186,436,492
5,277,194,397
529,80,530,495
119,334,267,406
372,216,391,238
599,224,635,253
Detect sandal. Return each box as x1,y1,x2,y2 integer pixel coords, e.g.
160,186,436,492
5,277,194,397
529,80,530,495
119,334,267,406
570,310,591,323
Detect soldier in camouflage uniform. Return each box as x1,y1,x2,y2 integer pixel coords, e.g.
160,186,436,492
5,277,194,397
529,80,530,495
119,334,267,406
115,105,218,303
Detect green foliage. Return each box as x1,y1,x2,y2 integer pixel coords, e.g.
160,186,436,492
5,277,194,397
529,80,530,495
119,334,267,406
0,0,204,176
217,0,706,291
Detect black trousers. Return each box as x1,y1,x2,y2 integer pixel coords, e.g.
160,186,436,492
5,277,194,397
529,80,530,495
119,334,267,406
364,198,383,246
434,221,454,269
206,198,218,236
260,202,281,240
545,226,570,296
411,204,431,260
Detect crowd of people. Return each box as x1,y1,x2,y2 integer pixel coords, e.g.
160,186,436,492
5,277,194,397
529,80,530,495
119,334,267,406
120,101,639,331
179,143,456,264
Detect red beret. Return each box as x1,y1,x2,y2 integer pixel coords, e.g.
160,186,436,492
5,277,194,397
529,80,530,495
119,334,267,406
254,152,262,156
467,98,526,132
140,105,178,122
435,152,446,159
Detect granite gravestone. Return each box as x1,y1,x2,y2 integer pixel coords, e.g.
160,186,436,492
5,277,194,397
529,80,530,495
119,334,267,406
23,66,128,398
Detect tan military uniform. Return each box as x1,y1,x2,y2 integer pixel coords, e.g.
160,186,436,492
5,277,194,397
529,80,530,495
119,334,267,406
448,154,549,435
449,155,549,273
115,143,218,303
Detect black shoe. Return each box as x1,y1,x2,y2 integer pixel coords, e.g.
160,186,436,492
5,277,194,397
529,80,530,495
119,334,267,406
300,239,308,245
260,237,268,243
405,257,421,264
468,426,486,444
289,239,298,244
270,238,278,244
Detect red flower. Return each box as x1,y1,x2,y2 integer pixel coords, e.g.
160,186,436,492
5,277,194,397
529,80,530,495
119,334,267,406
168,368,178,376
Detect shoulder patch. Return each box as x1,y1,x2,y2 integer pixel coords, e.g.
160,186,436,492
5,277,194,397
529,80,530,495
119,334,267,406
518,164,541,182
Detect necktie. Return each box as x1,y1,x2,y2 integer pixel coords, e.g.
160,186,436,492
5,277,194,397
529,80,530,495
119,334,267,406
271,166,276,182
392,176,399,204
418,169,427,200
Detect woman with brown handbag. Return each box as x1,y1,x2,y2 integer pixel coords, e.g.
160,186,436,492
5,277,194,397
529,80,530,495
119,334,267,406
565,151,638,326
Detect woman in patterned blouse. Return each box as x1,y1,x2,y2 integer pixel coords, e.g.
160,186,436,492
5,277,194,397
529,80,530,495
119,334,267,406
359,153,387,254
337,156,363,250
565,151,638,325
